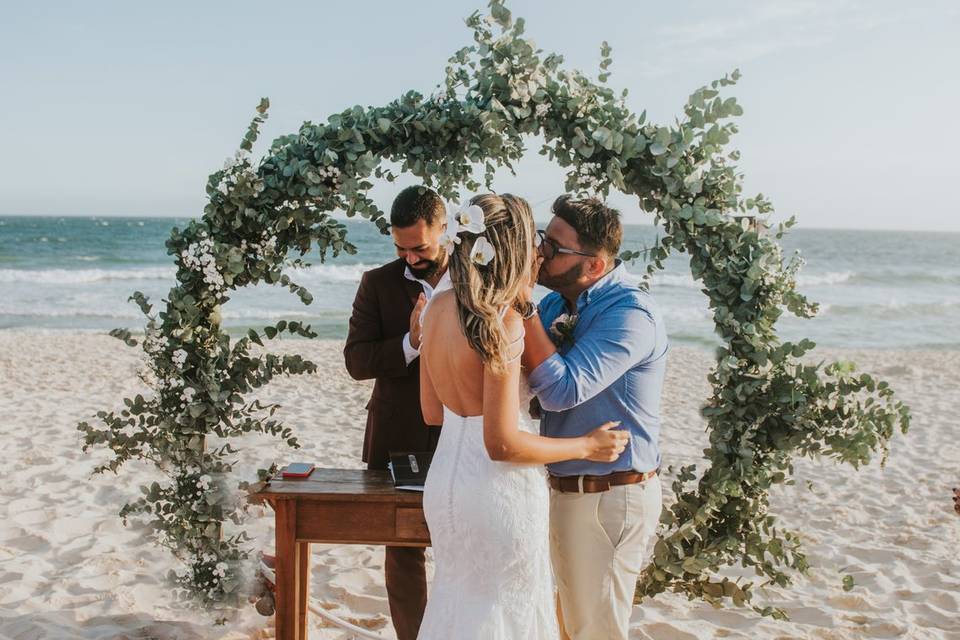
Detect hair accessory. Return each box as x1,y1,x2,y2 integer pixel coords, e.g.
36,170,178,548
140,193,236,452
470,236,496,266
440,201,495,265
453,203,485,234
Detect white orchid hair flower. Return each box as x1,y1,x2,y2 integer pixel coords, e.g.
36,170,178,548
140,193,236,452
440,231,459,254
470,236,496,267
440,212,462,253
455,203,486,234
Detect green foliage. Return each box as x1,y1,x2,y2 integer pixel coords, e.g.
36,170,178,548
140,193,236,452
78,0,909,615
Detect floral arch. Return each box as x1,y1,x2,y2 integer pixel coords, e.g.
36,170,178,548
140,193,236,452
79,0,909,618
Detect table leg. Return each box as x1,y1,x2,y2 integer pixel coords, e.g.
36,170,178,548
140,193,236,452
297,541,310,638
275,499,300,640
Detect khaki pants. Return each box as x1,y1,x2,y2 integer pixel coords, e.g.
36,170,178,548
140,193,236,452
550,475,662,640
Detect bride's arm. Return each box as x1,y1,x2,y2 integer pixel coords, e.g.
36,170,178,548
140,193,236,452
482,315,627,464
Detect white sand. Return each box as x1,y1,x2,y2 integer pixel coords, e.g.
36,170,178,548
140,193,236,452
0,333,957,639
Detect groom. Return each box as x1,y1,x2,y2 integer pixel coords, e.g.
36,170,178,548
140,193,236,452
343,185,449,640
520,196,668,640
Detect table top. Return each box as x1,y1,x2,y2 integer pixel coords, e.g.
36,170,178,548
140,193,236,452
250,467,424,505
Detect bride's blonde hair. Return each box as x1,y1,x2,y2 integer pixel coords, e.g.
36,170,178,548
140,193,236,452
447,193,535,374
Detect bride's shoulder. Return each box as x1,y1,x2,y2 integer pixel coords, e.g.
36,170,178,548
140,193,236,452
433,288,456,304
501,307,524,339
425,288,455,311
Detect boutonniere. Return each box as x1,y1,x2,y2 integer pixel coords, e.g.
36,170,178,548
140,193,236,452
549,313,579,348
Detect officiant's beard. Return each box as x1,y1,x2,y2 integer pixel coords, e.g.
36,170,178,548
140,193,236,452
408,253,445,280
538,261,584,291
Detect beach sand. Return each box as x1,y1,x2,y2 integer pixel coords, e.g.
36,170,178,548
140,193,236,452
0,333,957,639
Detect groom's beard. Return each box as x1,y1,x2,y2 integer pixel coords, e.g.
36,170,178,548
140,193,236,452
537,261,584,291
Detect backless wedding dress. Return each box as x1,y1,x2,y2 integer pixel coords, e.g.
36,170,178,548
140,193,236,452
417,376,558,639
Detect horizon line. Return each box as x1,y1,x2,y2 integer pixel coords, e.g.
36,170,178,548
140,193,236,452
1,212,957,235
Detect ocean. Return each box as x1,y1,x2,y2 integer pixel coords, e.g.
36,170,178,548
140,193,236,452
1,215,957,350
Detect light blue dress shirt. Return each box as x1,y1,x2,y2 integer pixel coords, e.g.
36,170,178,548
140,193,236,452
528,261,669,477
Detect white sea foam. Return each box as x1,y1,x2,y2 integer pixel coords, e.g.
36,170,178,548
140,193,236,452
660,306,713,323
0,306,142,319
818,299,960,316
0,267,174,284
796,271,854,286
220,308,319,320
648,273,700,289
0,303,337,322
289,263,379,284
641,270,859,289
0,263,379,286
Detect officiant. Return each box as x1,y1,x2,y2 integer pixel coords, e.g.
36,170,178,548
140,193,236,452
343,185,449,640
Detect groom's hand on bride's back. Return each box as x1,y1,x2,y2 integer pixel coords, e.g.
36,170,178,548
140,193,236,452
582,421,629,462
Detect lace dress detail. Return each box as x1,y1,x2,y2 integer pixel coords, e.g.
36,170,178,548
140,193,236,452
417,320,555,638
418,403,556,639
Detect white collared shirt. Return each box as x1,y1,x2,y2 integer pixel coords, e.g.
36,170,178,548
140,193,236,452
401,267,451,365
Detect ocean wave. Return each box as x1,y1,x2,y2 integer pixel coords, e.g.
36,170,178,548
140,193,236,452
0,267,174,284
818,299,960,316
796,271,854,286
0,262,380,286
644,270,868,289
646,269,954,290
220,308,326,320
288,263,379,284
647,273,700,289
0,308,142,319
660,306,713,323
850,271,960,286
0,303,343,322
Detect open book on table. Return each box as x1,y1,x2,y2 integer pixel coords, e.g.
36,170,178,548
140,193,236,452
387,451,434,492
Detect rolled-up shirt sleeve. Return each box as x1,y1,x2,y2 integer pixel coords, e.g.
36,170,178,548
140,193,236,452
528,302,657,412
401,331,420,365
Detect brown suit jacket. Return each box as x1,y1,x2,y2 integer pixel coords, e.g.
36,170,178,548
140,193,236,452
344,258,440,470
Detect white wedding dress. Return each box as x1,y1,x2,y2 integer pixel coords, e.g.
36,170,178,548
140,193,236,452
417,381,558,639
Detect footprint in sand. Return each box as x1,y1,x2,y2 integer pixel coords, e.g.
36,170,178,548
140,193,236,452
8,507,51,528
634,622,702,640
826,593,879,611
2,532,51,553
861,621,909,638
20,452,55,466
923,589,959,613
904,602,960,631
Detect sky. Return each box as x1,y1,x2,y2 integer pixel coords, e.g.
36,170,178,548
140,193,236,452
1,1,958,231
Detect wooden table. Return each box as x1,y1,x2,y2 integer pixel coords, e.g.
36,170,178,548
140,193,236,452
250,467,430,640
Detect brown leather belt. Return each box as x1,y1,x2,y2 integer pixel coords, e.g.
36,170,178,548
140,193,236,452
548,469,658,494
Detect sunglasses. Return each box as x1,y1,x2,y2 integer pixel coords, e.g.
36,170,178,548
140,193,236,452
536,230,596,260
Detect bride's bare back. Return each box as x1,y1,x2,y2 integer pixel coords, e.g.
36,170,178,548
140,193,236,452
420,290,512,418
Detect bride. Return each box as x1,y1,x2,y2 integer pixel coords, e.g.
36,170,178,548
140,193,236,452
416,193,628,639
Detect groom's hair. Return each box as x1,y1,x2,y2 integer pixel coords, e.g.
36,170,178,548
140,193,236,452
390,186,445,228
552,195,622,256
